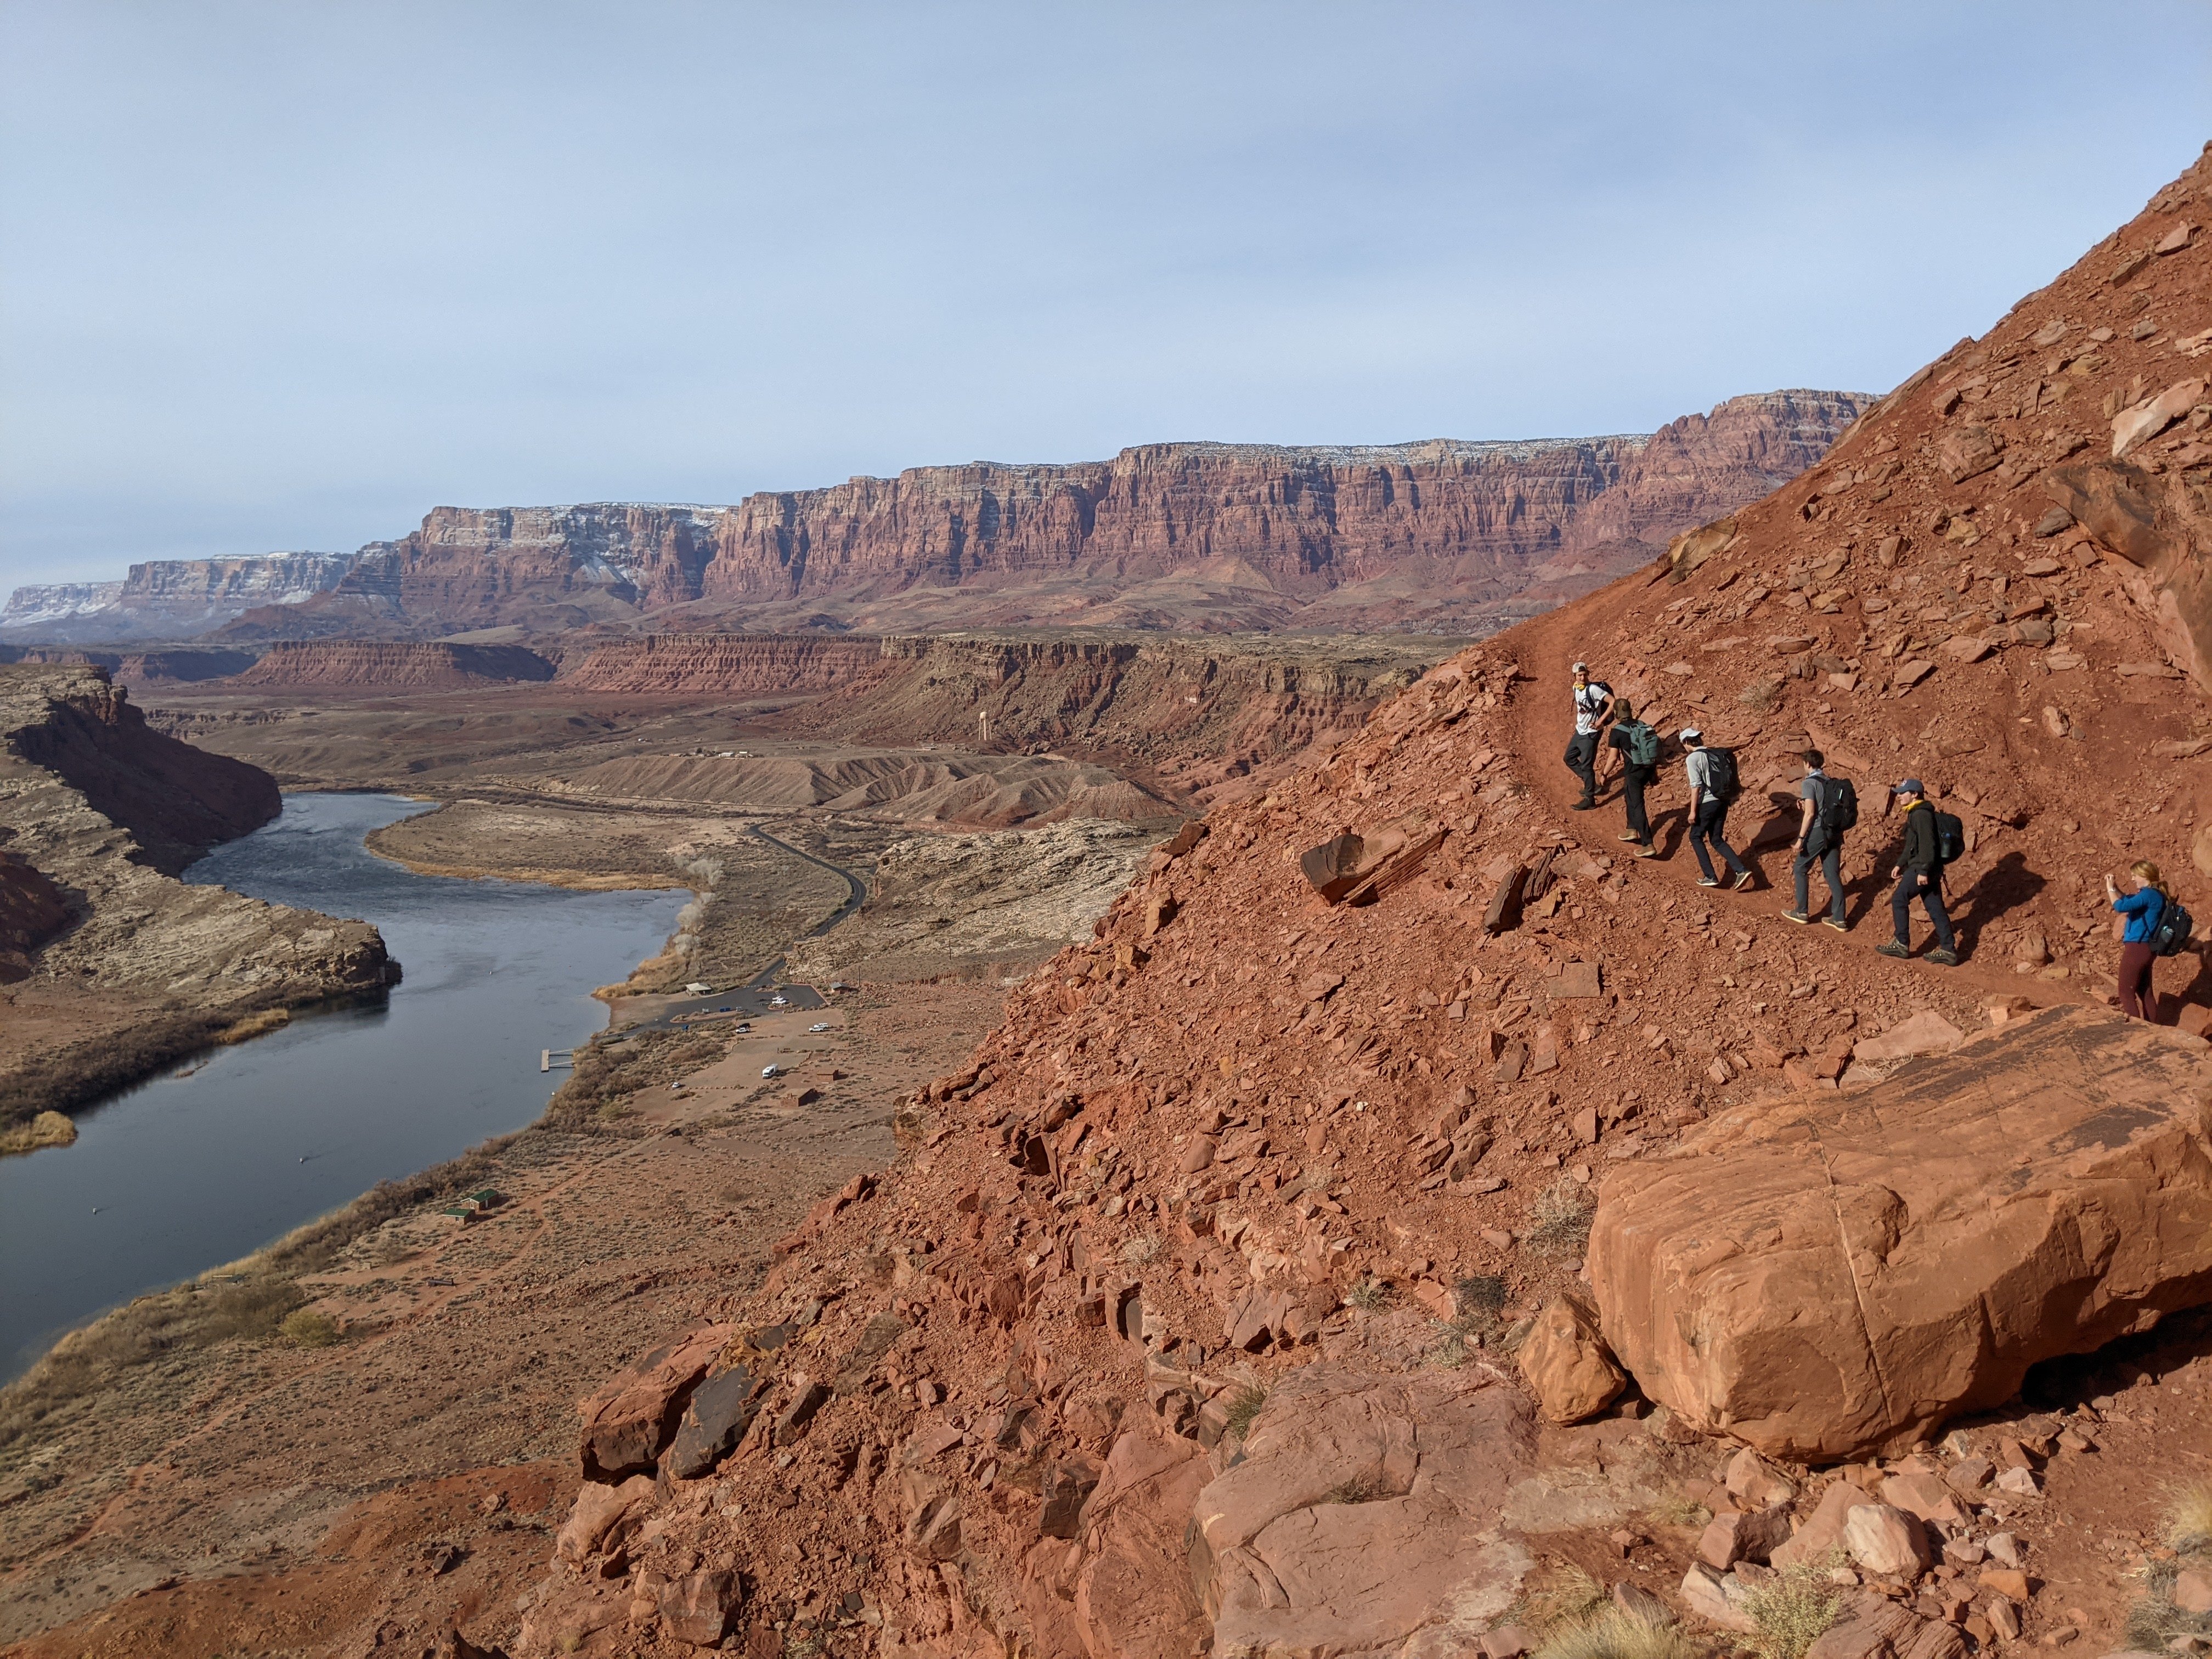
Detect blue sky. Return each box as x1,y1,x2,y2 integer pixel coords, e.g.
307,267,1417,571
4,1,2210,588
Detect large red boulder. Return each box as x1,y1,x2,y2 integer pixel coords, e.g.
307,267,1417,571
575,1324,733,1482
1590,1007,2212,1460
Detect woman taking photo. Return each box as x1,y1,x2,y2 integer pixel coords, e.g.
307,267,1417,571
2106,860,2172,1020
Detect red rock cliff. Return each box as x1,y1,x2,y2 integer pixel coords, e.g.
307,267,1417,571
156,392,1866,641
2,668,280,874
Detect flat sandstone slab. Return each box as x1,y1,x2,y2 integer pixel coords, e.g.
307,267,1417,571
1590,1006,2212,1460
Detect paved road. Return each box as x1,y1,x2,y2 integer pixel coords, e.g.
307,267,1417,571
615,827,866,1034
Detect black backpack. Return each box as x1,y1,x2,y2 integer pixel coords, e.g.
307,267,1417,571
2150,894,2196,957
1817,777,1859,836
1932,810,1967,865
1700,746,1740,802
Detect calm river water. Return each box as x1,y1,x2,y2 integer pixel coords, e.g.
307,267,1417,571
0,793,686,1382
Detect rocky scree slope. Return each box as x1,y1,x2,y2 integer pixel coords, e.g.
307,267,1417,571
0,664,395,1124
503,150,2212,1659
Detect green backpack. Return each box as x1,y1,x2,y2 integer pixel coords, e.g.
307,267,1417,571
1618,720,1660,766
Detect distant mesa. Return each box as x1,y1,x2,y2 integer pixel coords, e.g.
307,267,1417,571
3,390,1871,644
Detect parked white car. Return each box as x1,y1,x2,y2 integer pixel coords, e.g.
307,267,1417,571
761,1064,782,1079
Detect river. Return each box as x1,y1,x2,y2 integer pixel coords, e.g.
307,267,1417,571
0,792,687,1383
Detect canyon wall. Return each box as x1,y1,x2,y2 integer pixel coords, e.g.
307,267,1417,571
5,391,1869,643
1,557,356,644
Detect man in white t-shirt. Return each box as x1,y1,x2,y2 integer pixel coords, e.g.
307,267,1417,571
1564,662,1614,811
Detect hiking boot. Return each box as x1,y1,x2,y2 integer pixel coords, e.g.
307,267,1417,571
1731,869,1755,890
1571,799,1596,811
1876,939,1910,959
1781,909,1810,924
1618,833,1644,842
1821,916,1847,932
1927,946,1959,966
1696,877,1720,888
1635,845,1660,859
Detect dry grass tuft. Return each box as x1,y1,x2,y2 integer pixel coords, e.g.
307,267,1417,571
1740,1562,1842,1659
2166,1481,2212,1554
1521,1564,1610,1631
1323,1470,1383,1504
279,1308,342,1348
1221,1385,1267,1437
1534,1611,1699,1659
1348,1276,1392,1312
216,1007,292,1045
1527,1180,1597,1259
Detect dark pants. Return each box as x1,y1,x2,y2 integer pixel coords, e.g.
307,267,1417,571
1564,732,1599,803
2118,940,2158,1020
1889,868,1954,949
1688,799,1747,881
1792,840,1844,921
1621,763,1656,843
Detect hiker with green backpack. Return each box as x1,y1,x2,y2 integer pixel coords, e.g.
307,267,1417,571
1877,779,1960,966
1605,698,1662,857
1782,748,1854,929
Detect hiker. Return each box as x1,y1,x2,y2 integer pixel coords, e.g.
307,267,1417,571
2107,861,2172,1020
1680,728,1753,890
1564,662,1614,811
1877,779,1958,966
1782,748,1854,930
1605,698,1661,856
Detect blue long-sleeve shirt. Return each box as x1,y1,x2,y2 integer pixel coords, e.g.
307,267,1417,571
2113,886,2166,944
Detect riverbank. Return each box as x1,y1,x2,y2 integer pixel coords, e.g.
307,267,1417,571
0,975,1007,1652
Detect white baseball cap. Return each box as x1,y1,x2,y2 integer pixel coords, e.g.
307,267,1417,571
1679,727,1702,741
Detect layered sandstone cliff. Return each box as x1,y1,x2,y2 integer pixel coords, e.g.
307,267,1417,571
8,392,1868,642
227,641,557,690
1,556,356,644
560,633,889,696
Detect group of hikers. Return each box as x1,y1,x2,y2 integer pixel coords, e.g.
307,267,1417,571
1564,662,2191,1014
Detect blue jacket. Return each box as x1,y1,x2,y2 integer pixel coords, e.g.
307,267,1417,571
2114,887,2166,944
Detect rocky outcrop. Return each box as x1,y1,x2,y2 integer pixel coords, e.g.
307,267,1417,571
7,393,1867,642
1591,1007,2212,1460
225,640,557,689
4,667,278,874
0,664,395,1125
0,848,70,983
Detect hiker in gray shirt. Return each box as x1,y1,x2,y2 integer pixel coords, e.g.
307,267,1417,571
1681,728,1753,890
